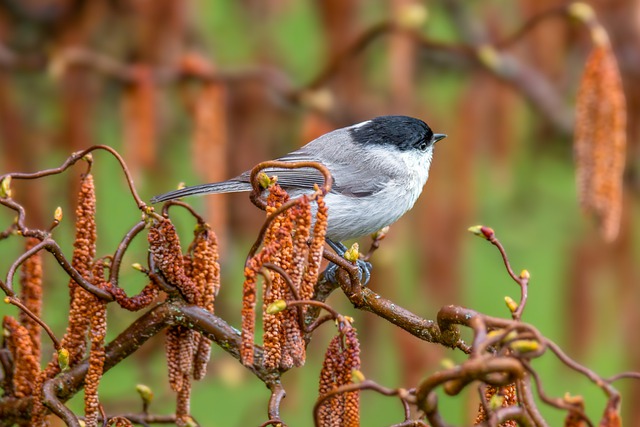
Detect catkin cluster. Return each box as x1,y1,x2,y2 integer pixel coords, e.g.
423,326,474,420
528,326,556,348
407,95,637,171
317,324,361,427
148,217,220,426
574,43,626,242
473,384,518,427
240,183,328,368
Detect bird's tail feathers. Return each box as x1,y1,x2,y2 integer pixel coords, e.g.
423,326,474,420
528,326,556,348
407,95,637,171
150,180,251,203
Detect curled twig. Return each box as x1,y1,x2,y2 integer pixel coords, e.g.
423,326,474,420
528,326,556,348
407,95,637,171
313,379,413,427
267,382,286,423
4,296,61,349
109,221,146,285
2,238,112,300
161,200,207,224
247,160,332,211
0,145,150,212
42,379,81,427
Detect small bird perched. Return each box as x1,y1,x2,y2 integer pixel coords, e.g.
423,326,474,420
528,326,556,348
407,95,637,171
152,115,446,283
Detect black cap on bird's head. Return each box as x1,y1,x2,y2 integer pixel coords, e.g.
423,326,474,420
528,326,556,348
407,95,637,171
348,115,446,152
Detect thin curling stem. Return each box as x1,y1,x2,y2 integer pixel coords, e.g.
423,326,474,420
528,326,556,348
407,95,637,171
248,160,332,210
483,230,529,320
5,296,61,349
545,339,620,399
493,5,568,49
262,263,300,300
0,198,47,241
606,371,640,383
3,238,114,301
43,380,81,427
304,21,394,91
109,221,146,285
0,145,147,211
267,382,286,422
313,379,407,427
3,239,48,296
161,200,208,224
301,21,471,92
523,361,593,426
285,300,340,324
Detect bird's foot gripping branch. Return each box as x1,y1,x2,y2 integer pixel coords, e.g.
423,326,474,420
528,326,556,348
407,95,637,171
0,146,637,427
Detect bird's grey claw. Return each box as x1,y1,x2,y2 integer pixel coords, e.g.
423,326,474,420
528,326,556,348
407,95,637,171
357,259,372,285
323,258,372,286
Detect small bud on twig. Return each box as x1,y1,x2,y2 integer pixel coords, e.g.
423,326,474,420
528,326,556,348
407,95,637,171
136,384,154,405
395,3,429,30
131,263,144,272
351,369,366,383
567,3,609,45
299,89,334,113
504,296,519,313
468,225,495,240
519,269,530,280
58,347,70,372
504,330,518,342
477,45,502,71
509,339,539,354
266,299,288,315
440,358,456,370
258,172,277,189
372,226,390,241
489,394,505,410
54,206,63,222
0,176,12,198
344,243,360,263
563,392,584,405
567,2,595,23
487,329,504,339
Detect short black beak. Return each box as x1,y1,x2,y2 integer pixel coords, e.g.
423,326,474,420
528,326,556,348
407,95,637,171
433,133,447,143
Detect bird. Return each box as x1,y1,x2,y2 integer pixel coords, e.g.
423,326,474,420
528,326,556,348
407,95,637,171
152,115,446,283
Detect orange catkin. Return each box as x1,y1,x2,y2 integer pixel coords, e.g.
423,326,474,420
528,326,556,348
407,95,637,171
190,58,229,239
474,384,518,427
122,65,157,175
60,173,98,366
84,277,108,427
190,225,220,380
3,316,39,398
317,325,361,427
574,43,627,242
261,185,291,369
19,237,43,360
148,218,198,304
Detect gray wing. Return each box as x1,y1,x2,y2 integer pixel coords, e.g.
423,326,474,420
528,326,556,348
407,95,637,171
151,127,395,203
151,148,331,204
240,131,395,197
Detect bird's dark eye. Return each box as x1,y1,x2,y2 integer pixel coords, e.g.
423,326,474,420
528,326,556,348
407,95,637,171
419,141,429,151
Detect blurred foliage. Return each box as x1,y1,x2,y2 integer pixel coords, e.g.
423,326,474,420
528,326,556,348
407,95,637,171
0,0,639,425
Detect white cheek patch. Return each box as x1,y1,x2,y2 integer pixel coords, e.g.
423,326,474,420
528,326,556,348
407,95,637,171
349,120,372,131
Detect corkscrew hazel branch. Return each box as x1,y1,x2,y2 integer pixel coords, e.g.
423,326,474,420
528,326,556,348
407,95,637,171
313,379,414,427
109,221,146,286
248,160,332,211
3,296,60,349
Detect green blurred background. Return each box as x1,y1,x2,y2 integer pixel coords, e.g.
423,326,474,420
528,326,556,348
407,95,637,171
0,0,639,425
